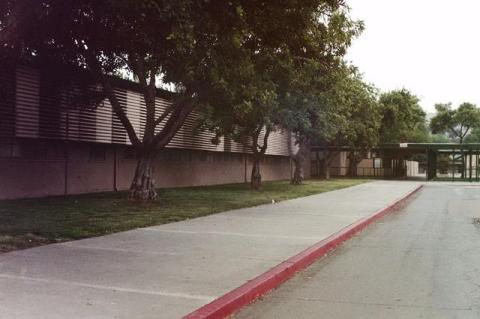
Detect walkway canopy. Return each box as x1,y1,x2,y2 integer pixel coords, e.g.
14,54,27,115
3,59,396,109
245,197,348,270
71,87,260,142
311,143,480,181
380,143,480,181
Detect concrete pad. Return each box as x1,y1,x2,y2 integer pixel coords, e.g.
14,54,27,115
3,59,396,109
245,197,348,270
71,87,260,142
0,276,206,319
0,180,421,318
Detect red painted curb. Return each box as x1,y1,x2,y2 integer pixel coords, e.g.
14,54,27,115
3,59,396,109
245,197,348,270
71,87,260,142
183,184,424,319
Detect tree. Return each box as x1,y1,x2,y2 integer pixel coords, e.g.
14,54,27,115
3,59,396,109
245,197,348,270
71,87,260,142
201,1,362,189
378,89,428,144
282,63,357,181
3,1,348,198
279,59,361,183
314,68,381,178
430,102,480,143
2,0,248,200
430,102,480,178
339,75,381,177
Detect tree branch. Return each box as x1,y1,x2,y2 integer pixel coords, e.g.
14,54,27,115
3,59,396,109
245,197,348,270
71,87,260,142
260,127,272,154
150,99,195,148
88,55,141,147
142,66,157,142
249,127,262,154
101,77,141,147
153,103,175,128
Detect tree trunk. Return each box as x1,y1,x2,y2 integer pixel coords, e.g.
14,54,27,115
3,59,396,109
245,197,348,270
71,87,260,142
251,156,262,190
291,140,308,185
323,158,331,179
291,155,305,184
347,152,358,177
129,153,158,200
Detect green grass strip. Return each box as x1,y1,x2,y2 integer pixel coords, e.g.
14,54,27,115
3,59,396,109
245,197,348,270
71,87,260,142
0,178,369,253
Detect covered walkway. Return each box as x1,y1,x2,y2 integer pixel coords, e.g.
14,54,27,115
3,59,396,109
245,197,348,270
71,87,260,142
311,143,480,181
381,143,480,181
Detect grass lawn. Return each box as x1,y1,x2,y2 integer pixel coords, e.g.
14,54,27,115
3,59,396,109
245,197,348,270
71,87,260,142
0,178,369,253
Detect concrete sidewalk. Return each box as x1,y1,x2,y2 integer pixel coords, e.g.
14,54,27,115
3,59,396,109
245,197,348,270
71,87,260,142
0,181,421,319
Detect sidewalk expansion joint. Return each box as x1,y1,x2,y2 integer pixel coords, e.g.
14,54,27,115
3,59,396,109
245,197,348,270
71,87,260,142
0,273,215,301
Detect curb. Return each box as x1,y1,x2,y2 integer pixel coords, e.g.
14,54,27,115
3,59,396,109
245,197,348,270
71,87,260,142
183,184,424,319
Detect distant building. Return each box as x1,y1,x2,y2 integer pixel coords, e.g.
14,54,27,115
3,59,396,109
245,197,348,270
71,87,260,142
0,66,302,199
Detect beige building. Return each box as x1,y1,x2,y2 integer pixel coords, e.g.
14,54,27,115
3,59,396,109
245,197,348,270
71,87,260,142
0,66,303,199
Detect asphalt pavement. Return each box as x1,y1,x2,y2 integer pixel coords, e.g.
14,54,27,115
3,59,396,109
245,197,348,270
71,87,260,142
236,183,480,319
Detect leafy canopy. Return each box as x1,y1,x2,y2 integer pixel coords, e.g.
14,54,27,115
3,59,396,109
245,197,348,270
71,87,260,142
379,89,428,143
430,102,480,143
338,72,381,151
200,1,363,155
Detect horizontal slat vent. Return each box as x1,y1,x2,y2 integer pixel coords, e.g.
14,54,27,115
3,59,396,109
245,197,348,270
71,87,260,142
0,65,16,137
3,66,291,156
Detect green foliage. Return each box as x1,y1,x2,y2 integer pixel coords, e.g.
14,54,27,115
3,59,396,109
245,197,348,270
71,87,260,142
199,1,363,155
428,133,452,143
379,89,428,143
299,66,381,151
430,102,480,143
464,128,480,143
337,72,381,150
279,62,354,145
1,0,253,150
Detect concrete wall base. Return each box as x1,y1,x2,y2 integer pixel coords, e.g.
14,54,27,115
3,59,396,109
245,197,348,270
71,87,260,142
0,142,305,200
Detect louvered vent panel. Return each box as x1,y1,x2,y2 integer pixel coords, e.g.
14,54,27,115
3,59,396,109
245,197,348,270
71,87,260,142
265,129,290,156
0,64,16,137
8,66,291,156
110,89,128,144
167,112,223,151
153,97,170,136
15,67,40,138
95,99,113,143
77,103,97,142
230,136,251,153
125,90,145,144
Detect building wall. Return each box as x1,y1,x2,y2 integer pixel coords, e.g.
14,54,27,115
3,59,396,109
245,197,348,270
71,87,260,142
0,141,299,200
357,158,373,168
0,66,302,199
0,158,65,199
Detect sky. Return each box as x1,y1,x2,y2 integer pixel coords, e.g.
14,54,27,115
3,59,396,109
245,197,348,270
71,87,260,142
346,0,480,114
